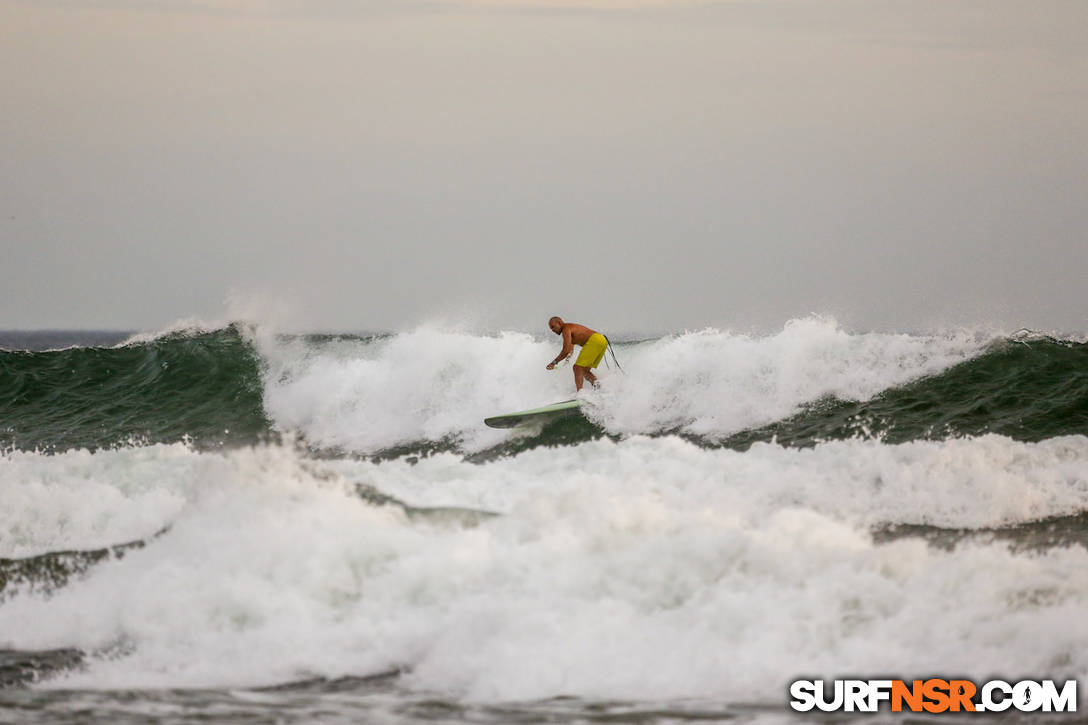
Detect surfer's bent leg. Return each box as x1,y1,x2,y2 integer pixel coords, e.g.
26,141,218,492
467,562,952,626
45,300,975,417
572,333,607,391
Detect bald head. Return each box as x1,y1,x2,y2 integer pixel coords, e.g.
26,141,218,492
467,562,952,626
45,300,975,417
548,316,564,334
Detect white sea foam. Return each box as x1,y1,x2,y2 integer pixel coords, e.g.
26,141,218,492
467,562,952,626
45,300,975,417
4,433,1088,699
0,445,194,557
256,317,987,452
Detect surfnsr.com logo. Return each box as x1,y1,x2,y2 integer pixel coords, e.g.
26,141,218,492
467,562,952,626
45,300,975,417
790,679,1077,713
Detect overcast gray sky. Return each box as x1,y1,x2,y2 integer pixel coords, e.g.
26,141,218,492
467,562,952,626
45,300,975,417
2,0,1086,334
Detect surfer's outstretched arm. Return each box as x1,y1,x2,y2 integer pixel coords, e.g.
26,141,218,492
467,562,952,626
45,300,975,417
547,327,574,370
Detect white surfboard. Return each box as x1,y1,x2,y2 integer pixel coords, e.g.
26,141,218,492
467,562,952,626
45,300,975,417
484,399,583,429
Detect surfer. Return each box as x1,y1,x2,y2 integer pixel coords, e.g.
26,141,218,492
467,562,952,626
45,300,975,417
546,316,607,391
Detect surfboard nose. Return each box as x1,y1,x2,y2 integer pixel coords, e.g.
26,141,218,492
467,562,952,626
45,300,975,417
484,400,582,428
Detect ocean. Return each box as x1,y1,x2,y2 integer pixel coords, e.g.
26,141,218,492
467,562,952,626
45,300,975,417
2,317,1088,723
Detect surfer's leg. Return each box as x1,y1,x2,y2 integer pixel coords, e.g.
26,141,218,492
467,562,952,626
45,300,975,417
583,369,599,388
573,365,586,391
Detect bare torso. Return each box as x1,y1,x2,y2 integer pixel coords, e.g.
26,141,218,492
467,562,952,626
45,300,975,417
562,323,598,347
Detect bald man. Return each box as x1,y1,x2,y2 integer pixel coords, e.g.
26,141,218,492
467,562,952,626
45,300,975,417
546,316,608,391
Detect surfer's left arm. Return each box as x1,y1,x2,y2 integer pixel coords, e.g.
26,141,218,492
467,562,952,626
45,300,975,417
547,328,574,369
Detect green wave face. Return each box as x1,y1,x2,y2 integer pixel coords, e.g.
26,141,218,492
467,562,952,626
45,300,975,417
0,326,272,453
728,339,1088,450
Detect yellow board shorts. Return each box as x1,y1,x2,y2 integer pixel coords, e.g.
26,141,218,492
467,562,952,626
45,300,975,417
574,333,608,369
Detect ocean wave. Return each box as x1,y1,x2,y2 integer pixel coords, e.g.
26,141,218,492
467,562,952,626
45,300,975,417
3,435,1088,696
257,317,989,453
0,325,271,453
3,318,1087,455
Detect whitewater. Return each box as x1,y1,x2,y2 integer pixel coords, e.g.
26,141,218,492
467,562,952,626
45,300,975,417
3,317,1088,722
